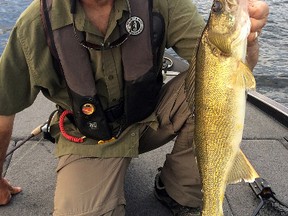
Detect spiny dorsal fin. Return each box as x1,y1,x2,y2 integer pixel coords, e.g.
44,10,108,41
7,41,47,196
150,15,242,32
185,57,196,111
184,24,204,112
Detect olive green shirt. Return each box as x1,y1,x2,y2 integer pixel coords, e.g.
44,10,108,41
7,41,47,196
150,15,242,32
0,0,205,157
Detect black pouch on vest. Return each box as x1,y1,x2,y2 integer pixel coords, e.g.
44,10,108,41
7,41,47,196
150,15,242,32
69,91,112,140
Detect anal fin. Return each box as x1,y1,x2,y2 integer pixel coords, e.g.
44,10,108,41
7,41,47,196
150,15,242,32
227,150,259,184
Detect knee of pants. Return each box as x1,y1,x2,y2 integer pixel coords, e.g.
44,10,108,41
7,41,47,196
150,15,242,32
53,155,130,216
53,204,126,216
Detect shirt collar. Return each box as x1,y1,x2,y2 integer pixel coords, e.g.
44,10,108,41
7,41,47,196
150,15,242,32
50,0,130,45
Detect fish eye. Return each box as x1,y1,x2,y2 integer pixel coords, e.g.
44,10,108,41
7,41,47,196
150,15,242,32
212,1,223,13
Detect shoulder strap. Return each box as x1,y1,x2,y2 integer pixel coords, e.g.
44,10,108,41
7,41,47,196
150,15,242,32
121,0,154,80
40,0,63,75
53,26,97,96
121,0,165,124
40,0,96,97
40,0,57,57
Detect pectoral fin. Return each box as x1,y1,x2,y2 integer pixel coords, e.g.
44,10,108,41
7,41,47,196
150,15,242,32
208,32,232,55
239,62,256,90
227,150,259,184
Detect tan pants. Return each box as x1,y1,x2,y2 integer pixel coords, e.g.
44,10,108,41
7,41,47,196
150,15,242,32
53,72,202,216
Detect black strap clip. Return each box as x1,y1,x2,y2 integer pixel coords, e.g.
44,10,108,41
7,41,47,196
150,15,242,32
249,177,288,215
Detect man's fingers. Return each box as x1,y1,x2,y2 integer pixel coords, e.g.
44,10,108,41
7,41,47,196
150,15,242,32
0,191,12,205
249,1,269,32
250,17,267,33
249,1,269,19
10,186,22,195
4,179,22,195
247,31,260,43
0,178,22,205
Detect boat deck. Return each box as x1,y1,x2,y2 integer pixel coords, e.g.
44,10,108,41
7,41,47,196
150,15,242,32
2,90,288,215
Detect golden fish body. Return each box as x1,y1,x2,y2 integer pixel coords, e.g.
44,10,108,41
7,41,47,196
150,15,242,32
185,0,259,215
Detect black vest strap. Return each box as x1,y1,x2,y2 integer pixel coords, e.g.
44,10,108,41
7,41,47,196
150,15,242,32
40,0,62,77
53,26,97,97
122,0,165,124
122,0,153,81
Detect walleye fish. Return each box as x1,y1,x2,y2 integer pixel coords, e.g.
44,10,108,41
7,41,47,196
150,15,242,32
185,0,259,215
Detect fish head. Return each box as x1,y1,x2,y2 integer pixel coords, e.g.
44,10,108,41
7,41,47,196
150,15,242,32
205,0,251,60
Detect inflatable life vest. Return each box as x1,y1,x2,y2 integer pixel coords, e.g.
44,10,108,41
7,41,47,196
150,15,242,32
40,0,165,142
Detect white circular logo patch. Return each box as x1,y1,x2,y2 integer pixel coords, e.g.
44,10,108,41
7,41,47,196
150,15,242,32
126,16,144,36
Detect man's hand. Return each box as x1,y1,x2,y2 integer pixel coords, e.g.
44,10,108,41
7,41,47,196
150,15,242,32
246,0,269,69
248,0,269,43
0,178,21,205
0,114,21,205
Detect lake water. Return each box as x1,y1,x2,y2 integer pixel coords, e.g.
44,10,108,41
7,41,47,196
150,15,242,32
0,0,287,107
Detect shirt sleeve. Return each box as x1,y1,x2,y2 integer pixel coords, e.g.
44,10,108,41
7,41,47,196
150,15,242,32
0,25,40,115
166,0,206,62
